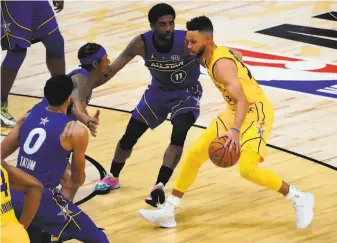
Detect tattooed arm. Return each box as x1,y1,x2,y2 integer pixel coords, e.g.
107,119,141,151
71,74,100,137
94,35,145,87
61,121,88,188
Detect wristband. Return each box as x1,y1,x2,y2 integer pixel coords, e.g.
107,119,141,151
231,127,240,133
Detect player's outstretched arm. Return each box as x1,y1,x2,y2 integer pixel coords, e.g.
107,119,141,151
1,160,43,229
71,74,100,137
68,123,89,187
1,114,27,159
99,35,145,84
214,58,249,152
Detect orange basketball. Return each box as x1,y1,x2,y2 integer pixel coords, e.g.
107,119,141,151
208,136,240,168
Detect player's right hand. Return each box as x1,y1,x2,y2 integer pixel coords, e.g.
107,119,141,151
219,129,241,154
87,110,100,137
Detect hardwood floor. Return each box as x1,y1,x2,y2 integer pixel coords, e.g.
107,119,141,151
1,1,336,242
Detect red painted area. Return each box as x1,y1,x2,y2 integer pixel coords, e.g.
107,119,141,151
237,48,299,61
235,48,337,73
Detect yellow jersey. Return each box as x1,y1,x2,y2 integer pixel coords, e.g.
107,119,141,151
204,45,269,112
0,165,19,227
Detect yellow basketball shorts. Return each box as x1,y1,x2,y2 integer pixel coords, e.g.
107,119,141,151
1,223,30,243
206,100,274,161
173,100,275,192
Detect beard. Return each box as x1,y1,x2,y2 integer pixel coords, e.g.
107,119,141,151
196,45,206,57
156,31,173,43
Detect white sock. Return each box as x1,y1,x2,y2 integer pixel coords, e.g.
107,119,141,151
285,185,301,201
165,194,181,211
156,182,164,187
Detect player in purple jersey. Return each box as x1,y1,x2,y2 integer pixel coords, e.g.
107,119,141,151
38,43,111,138
34,43,111,203
1,75,109,243
94,3,202,207
94,4,243,206
22,43,112,243
62,43,111,202
1,0,65,128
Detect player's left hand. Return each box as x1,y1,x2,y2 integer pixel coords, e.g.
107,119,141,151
87,110,100,137
219,128,241,153
53,0,64,13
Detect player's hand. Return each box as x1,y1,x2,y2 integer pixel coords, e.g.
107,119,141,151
87,110,100,137
53,0,64,13
219,128,240,153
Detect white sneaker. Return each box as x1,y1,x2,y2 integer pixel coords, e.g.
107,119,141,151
138,207,177,228
292,192,314,229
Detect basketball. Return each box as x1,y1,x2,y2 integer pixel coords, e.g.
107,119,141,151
208,137,240,168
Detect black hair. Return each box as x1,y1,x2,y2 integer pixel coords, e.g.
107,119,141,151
148,3,176,25
44,75,73,107
78,43,103,71
186,16,213,33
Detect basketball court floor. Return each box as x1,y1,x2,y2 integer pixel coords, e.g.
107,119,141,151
1,1,337,242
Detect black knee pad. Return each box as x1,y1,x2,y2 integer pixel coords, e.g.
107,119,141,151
171,112,196,147
119,117,148,150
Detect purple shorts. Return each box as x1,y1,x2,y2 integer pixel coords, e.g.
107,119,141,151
1,0,59,50
132,81,203,129
11,188,109,242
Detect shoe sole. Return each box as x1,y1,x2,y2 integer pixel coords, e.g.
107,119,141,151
1,118,15,128
137,210,177,228
95,183,120,195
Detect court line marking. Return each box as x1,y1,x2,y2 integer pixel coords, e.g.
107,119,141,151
8,92,337,172
4,92,335,235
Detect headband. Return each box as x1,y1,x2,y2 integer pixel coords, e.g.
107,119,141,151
79,47,106,64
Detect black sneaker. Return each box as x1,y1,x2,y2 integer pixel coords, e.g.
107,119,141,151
145,182,165,207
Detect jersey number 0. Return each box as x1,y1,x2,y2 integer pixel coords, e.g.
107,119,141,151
23,128,47,155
